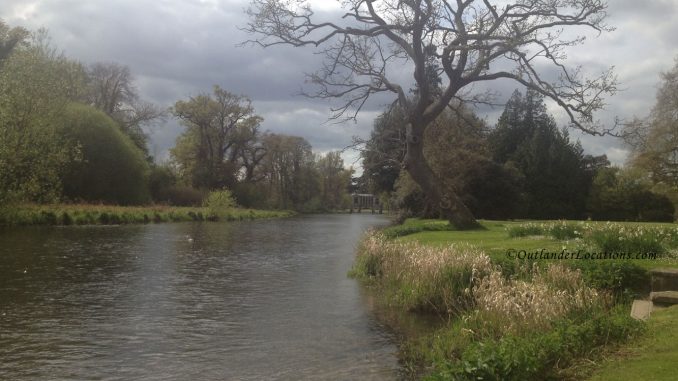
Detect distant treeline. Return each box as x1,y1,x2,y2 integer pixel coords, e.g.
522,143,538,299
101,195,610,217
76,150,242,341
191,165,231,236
0,21,354,212
361,89,676,222
2,20,674,220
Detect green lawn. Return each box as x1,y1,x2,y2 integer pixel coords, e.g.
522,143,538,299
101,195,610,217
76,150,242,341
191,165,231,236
588,305,678,381
394,219,678,270
398,220,558,255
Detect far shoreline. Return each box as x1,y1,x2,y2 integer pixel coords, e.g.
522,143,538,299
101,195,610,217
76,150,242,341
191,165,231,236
0,204,296,227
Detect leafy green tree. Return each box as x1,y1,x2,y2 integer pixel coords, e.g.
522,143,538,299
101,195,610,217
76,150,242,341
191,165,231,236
58,103,151,205
257,133,319,210
0,31,85,204
587,167,674,222
316,151,352,210
624,58,678,213
171,86,263,189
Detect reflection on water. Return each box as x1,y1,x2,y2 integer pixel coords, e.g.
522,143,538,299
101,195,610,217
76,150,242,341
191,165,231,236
0,214,413,380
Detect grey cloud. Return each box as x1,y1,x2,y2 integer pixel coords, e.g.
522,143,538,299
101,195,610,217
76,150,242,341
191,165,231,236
256,101,378,151
610,0,677,19
2,0,677,167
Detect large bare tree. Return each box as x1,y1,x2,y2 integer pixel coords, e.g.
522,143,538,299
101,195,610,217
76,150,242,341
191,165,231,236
244,0,618,228
86,62,164,156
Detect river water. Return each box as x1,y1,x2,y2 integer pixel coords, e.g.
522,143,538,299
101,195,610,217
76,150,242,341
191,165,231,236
0,214,408,380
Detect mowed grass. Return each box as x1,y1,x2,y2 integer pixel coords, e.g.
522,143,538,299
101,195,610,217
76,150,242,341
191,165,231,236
394,219,678,270
588,305,678,381
398,220,557,256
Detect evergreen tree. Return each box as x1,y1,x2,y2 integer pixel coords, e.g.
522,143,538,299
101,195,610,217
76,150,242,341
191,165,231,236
489,89,594,219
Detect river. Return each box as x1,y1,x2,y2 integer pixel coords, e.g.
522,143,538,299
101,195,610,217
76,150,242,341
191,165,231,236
0,214,407,380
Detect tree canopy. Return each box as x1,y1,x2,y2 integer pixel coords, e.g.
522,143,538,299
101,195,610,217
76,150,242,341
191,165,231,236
625,59,678,189
0,30,85,204
489,89,597,219
171,85,263,189
58,103,151,205
245,0,619,228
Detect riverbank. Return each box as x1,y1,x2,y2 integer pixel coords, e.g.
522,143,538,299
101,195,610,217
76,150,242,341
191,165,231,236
0,204,295,226
350,218,678,380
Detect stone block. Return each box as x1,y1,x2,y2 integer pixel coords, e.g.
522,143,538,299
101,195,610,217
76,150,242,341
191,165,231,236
650,268,678,292
650,291,678,305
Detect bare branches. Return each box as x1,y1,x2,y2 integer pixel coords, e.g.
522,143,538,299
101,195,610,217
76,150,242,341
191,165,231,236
301,33,407,120
244,0,617,135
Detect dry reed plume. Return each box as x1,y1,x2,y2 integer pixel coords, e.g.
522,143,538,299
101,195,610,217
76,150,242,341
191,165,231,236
355,231,607,332
473,264,604,334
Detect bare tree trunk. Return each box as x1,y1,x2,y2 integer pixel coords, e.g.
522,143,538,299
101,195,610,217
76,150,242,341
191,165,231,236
404,125,480,230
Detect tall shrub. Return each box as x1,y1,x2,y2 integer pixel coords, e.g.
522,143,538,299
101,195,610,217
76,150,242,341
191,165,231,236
58,103,150,205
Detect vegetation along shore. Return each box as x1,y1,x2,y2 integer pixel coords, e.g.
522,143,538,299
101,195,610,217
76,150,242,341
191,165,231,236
350,218,678,380
0,202,294,227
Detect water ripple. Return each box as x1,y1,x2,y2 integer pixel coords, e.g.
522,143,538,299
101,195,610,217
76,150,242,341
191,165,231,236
0,215,401,380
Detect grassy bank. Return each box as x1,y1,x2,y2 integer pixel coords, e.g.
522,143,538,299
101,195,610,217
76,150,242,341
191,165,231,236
350,218,677,380
589,305,678,381
0,204,295,226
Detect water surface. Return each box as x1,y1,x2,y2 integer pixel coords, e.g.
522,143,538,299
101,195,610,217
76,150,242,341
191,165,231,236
0,214,404,380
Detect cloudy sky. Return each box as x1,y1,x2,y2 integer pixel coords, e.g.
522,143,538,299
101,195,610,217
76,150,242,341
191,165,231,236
2,0,678,167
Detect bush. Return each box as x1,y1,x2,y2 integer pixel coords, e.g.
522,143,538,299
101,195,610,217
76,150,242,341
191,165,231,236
58,104,150,205
350,232,494,314
574,261,650,298
428,306,644,381
508,221,676,255
507,221,583,239
587,223,666,254
232,181,268,208
547,221,583,240
204,189,237,219
506,222,545,238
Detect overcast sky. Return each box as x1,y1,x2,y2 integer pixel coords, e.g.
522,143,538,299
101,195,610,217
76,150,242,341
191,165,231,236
2,0,678,168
